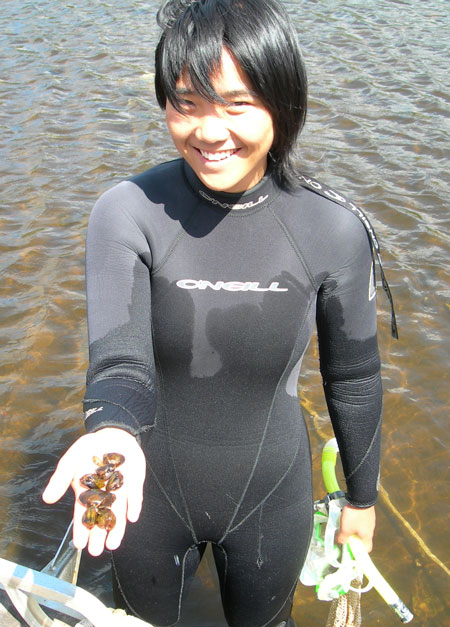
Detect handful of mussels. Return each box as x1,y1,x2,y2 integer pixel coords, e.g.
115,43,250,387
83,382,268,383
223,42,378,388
79,452,125,531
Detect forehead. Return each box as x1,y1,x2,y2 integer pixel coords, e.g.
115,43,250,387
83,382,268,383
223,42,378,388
176,48,255,96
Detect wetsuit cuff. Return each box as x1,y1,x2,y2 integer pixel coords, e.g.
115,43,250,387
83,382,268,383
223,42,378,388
83,378,156,438
344,495,378,508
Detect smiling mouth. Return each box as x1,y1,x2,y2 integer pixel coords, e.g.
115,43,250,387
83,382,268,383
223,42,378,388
197,148,240,162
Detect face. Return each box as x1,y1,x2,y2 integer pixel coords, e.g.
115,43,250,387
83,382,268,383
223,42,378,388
165,48,274,194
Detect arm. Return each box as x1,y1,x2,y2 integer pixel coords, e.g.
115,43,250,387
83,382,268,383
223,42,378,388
316,214,382,548
44,182,155,555
83,181,156,437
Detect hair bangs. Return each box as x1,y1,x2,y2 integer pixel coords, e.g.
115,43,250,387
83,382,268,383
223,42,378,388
156,1,230,112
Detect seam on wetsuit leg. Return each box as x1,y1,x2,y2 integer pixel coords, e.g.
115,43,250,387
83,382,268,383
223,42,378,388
260,576,299,627
111,553,151,623
218,299,315,545
256,507,313,626
212,543,229,610
112,544,199,627
172,544,200,627
258,494,313,627
257,504,264,568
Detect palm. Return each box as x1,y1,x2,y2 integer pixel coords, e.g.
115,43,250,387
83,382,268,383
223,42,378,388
43,428,146,556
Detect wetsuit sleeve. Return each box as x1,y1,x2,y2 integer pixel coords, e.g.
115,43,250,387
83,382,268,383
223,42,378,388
82,182,156,438
316,216,382,508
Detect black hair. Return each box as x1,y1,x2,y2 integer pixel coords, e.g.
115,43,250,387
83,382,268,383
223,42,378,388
155,0,308,189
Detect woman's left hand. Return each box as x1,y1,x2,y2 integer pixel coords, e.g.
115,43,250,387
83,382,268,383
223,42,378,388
336,504,376,553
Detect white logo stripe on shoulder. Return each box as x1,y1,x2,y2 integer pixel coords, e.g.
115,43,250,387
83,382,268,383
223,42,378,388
84,406,104,420
369,264,376,301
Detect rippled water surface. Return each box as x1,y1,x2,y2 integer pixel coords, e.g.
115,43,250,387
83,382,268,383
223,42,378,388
1,1,449,625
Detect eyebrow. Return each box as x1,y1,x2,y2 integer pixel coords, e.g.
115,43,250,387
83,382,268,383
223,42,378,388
175,87,258,100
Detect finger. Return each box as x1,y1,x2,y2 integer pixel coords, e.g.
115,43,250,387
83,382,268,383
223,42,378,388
337,529,373,554
42,456,76,504
125,459,146,523
72,499,90,550
87,525,108,557
336,530,350,545
105,524,125,551
105,493,127,551
126,485,144,523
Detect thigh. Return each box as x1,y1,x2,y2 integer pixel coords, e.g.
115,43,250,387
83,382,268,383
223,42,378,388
112,482,204,626
213,471,313,627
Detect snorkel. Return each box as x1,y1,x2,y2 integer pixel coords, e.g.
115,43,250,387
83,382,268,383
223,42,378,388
300,438,414,623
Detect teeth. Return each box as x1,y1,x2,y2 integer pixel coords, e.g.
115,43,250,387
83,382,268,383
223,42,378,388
199,149,236,161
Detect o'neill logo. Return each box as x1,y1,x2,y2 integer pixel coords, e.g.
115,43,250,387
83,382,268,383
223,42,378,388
176,279,288,292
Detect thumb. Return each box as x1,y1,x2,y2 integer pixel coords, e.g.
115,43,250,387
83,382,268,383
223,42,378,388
336,528,349,544
42,452,76,504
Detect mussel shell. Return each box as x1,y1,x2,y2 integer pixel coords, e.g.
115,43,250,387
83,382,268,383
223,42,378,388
79,489,116,508
95,463,116,480
103,453,125,468
80,473,105,489
82,506,97,529
96,507,116,531
105,470,124,492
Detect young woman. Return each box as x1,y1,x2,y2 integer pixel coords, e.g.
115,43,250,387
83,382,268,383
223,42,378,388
44,1,385,625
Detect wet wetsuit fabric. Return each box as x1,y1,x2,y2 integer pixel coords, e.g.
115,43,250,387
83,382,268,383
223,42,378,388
83,159,382,626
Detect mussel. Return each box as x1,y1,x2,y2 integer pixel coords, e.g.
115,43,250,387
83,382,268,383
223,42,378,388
82,505,97,529
96,507,116,531
93,452,125,468
95,463,116,480
80,473,105,489
105,470,124,492
79,489,116,508
103,453,125,468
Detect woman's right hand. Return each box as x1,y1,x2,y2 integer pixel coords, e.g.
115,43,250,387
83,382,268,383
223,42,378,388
42,427,146,556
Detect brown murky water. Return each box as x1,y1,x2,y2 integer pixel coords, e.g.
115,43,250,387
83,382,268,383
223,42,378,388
1,1,448,625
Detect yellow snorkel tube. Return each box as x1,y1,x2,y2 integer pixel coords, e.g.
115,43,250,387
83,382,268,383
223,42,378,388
321,438,414,623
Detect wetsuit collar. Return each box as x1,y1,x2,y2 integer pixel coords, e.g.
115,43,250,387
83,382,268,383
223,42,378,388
183,160,278,212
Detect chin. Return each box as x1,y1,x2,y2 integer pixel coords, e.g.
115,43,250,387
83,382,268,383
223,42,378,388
200,174,239,193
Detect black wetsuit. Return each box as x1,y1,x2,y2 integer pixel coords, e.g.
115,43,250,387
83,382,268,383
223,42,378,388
83,159,382,627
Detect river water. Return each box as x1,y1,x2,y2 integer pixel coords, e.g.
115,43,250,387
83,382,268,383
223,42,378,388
0,0,448,625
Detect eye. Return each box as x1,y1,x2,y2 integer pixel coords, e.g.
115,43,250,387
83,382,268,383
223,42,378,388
178,98,195,110
170,96,196,115
227,101,251,112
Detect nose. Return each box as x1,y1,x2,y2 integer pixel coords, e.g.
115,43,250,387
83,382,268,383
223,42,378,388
193,113,229,144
